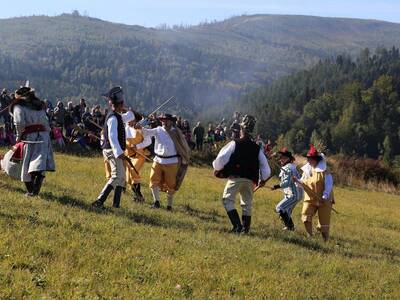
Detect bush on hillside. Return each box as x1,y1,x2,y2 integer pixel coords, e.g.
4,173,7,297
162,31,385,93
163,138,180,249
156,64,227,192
329,155,400,192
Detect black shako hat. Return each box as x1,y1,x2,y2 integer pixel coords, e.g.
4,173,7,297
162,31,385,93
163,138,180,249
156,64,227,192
240,114,256,133
15,86,35,99
158,113,177,122
102,86,124,104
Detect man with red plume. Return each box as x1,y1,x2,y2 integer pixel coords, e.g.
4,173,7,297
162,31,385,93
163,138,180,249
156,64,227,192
294,144,334,241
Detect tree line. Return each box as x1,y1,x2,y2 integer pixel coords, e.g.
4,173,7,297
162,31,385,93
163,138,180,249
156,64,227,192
243,47,400,165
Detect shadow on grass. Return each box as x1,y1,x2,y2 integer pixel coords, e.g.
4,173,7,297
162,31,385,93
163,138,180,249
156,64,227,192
40,191,195,231
178,204,224,223
240,224,333,254
2,182,399,262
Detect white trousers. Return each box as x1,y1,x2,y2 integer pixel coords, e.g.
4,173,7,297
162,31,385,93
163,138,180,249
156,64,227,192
103,149,125,188
222,178,254,216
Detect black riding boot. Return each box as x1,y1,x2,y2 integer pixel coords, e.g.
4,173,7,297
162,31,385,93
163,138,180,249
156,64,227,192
92,184,114,208
24,181,34,197
113,186,124,208
279,210,294,231
242,215,252,234
32,173,45,196
287,216,295,231
227,209,243,234
132,183,144,202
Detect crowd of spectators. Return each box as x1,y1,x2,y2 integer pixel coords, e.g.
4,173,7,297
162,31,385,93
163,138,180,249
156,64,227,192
1,88,273,156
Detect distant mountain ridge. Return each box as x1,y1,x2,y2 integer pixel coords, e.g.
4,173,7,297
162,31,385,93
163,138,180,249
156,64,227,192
1,13,400,117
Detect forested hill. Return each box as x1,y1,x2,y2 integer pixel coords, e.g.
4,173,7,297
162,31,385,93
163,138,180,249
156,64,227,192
1,13,400,117
243,47,400,163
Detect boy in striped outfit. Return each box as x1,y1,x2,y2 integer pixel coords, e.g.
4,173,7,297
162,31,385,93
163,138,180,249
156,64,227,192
271,148,302,231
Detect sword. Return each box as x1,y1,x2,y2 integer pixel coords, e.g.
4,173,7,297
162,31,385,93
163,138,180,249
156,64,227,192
148,96,175,117
296,180,339,214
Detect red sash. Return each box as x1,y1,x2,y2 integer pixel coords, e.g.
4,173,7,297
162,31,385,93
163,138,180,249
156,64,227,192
22,124,47,139
11,124,47,161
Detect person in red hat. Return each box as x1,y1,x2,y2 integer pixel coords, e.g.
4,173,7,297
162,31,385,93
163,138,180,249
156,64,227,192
293,145,334,241
271,147,303,231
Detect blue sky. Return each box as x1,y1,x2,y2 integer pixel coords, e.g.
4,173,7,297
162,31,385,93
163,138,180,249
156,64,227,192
1,0,400,27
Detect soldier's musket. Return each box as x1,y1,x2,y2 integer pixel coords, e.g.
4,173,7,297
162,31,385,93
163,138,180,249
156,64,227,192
87,119,103,130
72,125,101,140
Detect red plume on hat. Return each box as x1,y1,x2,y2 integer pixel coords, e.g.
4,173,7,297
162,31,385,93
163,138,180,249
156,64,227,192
307,144,319,157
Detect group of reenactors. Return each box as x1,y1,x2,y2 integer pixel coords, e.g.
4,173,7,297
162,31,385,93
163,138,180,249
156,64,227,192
1,86,335,241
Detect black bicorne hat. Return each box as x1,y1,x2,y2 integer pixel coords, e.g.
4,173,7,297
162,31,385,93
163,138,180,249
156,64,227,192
278,147,295,162
102,86,124,104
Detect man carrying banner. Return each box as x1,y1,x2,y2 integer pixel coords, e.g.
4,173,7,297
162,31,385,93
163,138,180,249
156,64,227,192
213,115,271,234
135,113,190,211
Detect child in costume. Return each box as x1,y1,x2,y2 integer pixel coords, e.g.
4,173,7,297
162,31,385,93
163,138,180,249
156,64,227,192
271,148,303,231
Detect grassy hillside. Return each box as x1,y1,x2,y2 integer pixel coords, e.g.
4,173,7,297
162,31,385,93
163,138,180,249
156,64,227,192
2,14,400,117
0,151,400,298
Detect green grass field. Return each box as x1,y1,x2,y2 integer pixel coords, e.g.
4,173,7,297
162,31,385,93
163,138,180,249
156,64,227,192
0,152,399,299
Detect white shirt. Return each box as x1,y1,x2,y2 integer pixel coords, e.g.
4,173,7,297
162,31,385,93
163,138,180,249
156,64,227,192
212,141,271,181
142,126,179,164
107,115,124,158
125,126,152,150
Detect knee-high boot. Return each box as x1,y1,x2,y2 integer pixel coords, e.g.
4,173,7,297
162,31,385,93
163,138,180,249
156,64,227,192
227,209,242,233
32,173,45,196
113,186,124,208
24,181,34,197
92,184,114,208
132,183,144,202
242,215,252,234
279,210,294,231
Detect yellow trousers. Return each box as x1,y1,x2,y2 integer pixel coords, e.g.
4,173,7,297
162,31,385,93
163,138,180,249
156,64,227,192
301,201,332,233
149,162,179,193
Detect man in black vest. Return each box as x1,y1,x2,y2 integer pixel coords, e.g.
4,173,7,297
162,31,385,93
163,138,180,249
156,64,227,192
213,115,271,234
92,86,127,208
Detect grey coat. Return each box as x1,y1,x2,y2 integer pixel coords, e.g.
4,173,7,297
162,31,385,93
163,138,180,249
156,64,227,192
12,104,55,182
